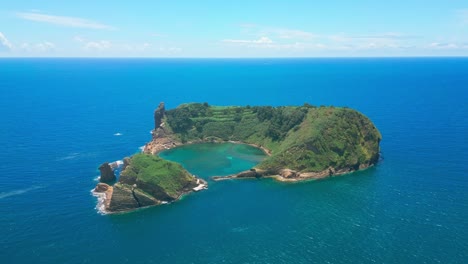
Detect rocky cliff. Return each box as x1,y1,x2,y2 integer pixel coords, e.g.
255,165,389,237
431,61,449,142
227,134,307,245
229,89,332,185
154,102,165,129
98,162,116,183
98,153,206,213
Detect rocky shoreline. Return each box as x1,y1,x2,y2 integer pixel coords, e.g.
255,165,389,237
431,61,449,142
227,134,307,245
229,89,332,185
212,162,375,182
93,177,208,214
143,133,272,156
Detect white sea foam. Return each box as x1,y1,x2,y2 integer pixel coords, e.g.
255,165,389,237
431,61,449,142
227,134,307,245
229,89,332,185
231,226,249,233
113,132,123,136
139,146,145,152
91,189,108,215
56,152,80,161
0,186,42,199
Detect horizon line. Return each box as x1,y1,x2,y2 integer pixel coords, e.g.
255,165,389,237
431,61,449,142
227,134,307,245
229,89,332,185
1,55,468,59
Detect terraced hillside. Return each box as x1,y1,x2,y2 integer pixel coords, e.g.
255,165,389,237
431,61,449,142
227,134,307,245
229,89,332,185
161,103,381,174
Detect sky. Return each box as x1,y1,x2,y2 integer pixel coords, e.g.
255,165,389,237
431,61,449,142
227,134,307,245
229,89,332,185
0,0,467,57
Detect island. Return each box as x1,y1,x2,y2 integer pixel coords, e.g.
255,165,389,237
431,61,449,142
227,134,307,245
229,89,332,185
94,153,207,213
94,101,381,213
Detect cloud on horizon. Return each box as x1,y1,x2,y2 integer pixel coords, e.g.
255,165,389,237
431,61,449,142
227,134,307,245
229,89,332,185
428,42,468,50
0,32,13,50
16,12,115,30
20,41,56,52
223,36,273,44
240,24,316,40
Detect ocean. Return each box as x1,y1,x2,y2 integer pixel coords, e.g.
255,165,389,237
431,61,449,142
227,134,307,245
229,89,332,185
0,58,467,263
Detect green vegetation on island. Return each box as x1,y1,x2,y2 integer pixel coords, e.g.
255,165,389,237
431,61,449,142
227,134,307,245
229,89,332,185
162,103,381,173
118,153,197,199
100,153,202,213
95,101,381,213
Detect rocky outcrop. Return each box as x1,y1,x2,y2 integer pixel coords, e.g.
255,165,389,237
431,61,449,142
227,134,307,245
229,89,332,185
93,183,113,212
94,183,111,192
144,132,182,155
279,169,298,178
154,102,165,129
213,163,376,182
212,168,274,181
98,162,116,183
107,183,159,213
97,153,205,213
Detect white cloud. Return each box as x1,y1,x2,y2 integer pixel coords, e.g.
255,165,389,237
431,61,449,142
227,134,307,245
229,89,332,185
84,41,112,51
74,37,157,54
0,32,13,50
272,29,315,40
326,33,414,50
20,41,56,52
123,42,152,52
332,33,418,41
35,41,55,52
223,36,273,44
240,24,315,40
158,46,182,54
16,12,115,30
73,36,111,51
428,42,468,50
222,31,415,51
73,36,85,43
229,24,419,52
223,37,329,51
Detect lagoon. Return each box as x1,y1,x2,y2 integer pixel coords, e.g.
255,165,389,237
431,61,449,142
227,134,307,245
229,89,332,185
159,142,266,179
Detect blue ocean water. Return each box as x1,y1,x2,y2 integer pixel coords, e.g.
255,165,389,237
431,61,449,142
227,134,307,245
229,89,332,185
0,58,467,263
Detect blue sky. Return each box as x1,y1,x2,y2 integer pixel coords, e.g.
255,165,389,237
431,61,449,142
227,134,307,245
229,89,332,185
0,0,467,57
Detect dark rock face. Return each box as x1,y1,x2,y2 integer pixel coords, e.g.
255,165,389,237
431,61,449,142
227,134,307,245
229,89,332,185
154,102,165,129
98,162,116,183
107,185,139,212
107,184,158,212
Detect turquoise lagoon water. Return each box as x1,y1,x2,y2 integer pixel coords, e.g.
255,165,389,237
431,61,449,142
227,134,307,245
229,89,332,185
0,58,467,263
159,143,266,179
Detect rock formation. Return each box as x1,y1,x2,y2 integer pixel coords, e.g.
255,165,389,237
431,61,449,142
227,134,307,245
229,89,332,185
107,183,159,212
94,183,111,192
98,153,205,213
154,102,165,129
98,162,116,183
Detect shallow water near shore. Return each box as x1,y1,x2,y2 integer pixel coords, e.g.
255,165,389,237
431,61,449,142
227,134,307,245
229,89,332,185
1,58,467,263
159,143,266,179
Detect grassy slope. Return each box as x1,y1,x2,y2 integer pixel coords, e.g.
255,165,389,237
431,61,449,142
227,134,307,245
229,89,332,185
119,153,196,198
259,107,381,171
165,103,382,173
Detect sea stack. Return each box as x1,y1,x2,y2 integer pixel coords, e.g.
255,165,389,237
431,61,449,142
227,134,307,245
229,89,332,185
98,162,116,183
154,102,165,129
